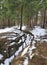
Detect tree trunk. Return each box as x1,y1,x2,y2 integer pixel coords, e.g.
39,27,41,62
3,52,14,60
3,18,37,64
28,18,31,28
27,16,31,28
42,9,46,28
8,18,10,27
35,12,38,25
20,5,23,30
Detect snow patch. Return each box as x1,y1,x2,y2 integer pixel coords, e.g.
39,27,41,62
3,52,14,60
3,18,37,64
15,46,22,56
31,26,46,38
22,26,26,30
4,55,14,65
0,27,13,33
0,26,24,36
25,34,31,46
9,42,15,46
42,39,47,42
8,37,17,40
21,46,29,57
23,57,28,65
0,54,3,60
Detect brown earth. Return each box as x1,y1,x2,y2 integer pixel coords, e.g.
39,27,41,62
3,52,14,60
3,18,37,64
11,41,47,65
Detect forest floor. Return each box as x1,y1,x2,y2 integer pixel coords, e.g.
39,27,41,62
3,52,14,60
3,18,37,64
0,26,47,65
11,41,47,65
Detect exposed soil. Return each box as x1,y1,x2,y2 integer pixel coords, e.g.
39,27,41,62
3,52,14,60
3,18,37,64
11,41,47,65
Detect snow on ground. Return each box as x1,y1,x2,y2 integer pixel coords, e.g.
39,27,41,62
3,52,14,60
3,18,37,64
0,27,12,33
22,26,26,30
15,46,22,56
0,46,23,65
0,26,46,37
8,37,17,40
0,46,22,65
0,26,47,65
4,55,14,65
21,34,32,48
0,36,7,38
0,54,3,60
21,46,29,56
31,26,47,42
23,57,28,65
1,54,16,65
0,26,24,36
31,26,46,38
0,26,26,33
28,45,36,59
9,42,15,46
21,40,36,65
25,34,32,46
41,39,47,42
21,40,36,59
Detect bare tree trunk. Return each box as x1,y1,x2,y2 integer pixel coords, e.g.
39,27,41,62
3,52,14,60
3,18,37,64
27,16,31,28
28,17,31,27
35,12,38,25
42,8,46,28
17,15,20,26
20,5,23,30
8,18,10,27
